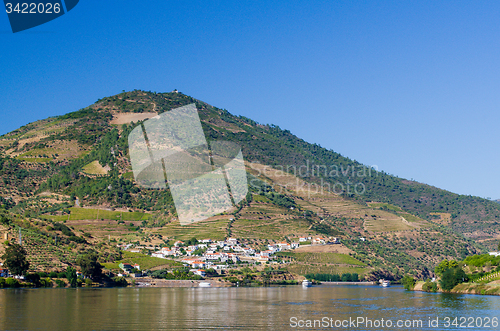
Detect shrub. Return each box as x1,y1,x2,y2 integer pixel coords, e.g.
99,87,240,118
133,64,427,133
422,281,438,292
40,278,53,287
49,271,58,278
55,279,65,287
112,276,128,287
402,275,416,290
0,277,5,288
5,277,20,288
25,273,41,286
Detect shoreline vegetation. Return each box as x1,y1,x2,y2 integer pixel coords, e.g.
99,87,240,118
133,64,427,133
404,253,500,297
0,277,382,289
413,280,500,296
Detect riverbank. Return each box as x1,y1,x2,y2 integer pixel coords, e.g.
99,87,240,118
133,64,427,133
320,281,377,286
414,281,500,296
133,278,231,288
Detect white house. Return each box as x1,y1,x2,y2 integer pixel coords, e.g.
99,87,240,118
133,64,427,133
260,250,273,257
277,242,291,250
268,244,279,252
182,258,206,269
312,237,326,245
152,252,165,258
190,269,206,277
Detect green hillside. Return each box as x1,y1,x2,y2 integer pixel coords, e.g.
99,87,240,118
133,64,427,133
0,90,494,279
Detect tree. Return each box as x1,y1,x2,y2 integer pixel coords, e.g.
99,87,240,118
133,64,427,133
402,275,416,290
76,252,102,279
2,244,29,276
435,260,449,276
440,267,468,291
341,273,352,282
66,267,77,287
434,260,458,276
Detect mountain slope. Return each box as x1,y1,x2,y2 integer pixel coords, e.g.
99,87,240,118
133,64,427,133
0,90,495,278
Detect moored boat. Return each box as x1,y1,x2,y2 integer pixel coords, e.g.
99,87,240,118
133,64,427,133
302,279,312,287
199,282,212,287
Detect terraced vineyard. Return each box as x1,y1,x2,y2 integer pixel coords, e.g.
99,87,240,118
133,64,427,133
277,251,370,276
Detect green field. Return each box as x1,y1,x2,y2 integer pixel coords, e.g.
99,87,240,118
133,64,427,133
368,202,403,212
122,171,134,179
155,218,230,241
101,251,182,270
253,195,272,203
82,160,108,175
47,207,150,222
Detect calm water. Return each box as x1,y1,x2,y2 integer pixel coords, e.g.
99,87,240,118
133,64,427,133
0,285,499,330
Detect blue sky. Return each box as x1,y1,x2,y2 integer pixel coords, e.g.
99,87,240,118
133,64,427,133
1,1,500,199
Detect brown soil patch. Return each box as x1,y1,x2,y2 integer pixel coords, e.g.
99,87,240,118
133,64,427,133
110,112,158,124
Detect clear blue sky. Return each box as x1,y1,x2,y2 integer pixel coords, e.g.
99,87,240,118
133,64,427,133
1,1,500,199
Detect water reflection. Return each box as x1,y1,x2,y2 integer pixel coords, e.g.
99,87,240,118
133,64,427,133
0,286,498,330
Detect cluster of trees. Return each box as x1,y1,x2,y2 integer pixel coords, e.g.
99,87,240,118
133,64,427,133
346,238,430,278
402,275,416,290
433,259,468,292
0,196,15,210
2,244,30,276
1,244,103,287
265,192,296,209
462,254,500,268
440,267,468,291
76,252,102,280
48,222,87,244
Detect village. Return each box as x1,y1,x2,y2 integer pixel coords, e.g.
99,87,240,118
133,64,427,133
117,236,340,278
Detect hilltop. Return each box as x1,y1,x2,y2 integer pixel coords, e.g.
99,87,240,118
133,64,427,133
0,90,496,280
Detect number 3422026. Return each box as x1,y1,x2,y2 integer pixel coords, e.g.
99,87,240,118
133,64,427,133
5,3,62,14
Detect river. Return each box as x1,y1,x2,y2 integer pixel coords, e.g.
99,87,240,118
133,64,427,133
0,284,499,330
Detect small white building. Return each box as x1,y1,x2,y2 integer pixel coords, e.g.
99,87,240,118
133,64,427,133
190,269,206,277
